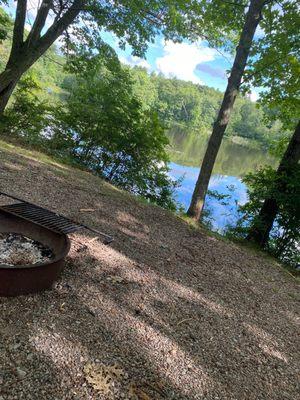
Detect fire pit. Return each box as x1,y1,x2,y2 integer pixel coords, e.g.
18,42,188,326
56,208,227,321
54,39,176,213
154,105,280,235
0,192,113,297
0,209,70,296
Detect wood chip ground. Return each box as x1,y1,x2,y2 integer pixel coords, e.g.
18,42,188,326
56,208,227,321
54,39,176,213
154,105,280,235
0,144,299,400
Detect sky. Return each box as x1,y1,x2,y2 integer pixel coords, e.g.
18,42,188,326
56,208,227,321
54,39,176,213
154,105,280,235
3,1,259,100
100,31,259,101
108,34,231,92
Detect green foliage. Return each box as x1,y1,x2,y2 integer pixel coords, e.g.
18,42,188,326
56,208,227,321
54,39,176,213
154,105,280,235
0,6,10,42
128,67,287,148
129,67,158,111
56,0,243,62
50,57,178,210
229,166,300,267
153,74,219,131
62,28,119,76
30,50,67,103
0,74,49,144
245,0,300,128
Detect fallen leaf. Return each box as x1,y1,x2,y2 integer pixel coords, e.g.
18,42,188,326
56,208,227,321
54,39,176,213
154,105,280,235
84,362,125,396
107,364,124,379
84,363,111,395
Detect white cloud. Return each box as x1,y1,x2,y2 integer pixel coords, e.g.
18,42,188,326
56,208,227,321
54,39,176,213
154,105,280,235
249,89,259,102
155,40,217,84
119,55,151,70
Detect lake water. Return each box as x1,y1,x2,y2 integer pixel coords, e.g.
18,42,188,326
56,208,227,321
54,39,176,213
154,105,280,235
167,131,277,232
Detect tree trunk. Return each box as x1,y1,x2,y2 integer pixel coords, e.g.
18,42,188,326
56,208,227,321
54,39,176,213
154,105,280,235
0,78,18,114
187,0,265,220
0,0,83,115
0,0,28,114
0,67,23,114
0,51,40,114
247,120,300,246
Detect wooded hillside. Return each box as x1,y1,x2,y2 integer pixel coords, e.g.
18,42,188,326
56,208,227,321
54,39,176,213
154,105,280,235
0,7,287,149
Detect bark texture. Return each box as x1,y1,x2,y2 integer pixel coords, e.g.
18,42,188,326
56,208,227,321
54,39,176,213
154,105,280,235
0,0,83,114
187,0,265,220
247,120,300,246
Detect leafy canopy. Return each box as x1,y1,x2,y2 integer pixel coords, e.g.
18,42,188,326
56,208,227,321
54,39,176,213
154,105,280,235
245,0,300,128
0,5,10,42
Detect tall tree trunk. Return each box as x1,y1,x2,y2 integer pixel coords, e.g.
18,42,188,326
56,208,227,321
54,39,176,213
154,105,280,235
0,74,20,113
187,0,265,220
247,120,300,246
0,58,29,113
0,50,44,113
0,0,27,114
0,0,83,115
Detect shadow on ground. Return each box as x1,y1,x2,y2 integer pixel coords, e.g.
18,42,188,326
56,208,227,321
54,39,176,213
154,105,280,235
0,145,299,400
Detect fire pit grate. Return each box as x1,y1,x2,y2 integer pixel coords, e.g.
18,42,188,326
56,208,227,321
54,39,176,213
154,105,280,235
0,192,113,243
0,202,82,235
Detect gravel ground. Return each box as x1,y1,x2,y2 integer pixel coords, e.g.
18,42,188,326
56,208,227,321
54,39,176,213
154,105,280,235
0,143,299,400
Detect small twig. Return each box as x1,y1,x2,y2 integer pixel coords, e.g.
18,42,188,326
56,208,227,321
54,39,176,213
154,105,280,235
284,269,297,280
43,53,65,67
177,318,193,326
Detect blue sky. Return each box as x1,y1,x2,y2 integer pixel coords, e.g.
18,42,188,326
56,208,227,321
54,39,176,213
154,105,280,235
101,32,259,100
3,1,259,99
101,31,232,93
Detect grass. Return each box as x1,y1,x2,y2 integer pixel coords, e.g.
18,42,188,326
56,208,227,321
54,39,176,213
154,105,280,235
0,139,69,169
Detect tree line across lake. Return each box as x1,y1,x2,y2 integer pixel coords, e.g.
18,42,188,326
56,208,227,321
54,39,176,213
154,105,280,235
0,10,287,151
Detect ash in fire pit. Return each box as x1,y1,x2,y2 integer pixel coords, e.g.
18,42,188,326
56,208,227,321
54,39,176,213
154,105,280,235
0,233,54,266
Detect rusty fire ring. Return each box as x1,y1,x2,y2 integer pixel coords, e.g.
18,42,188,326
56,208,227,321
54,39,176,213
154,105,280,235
0,192,112,297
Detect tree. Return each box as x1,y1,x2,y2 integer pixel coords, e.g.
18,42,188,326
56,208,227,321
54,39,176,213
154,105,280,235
187,0,268,220
246,121,300,247
129,67,158,112
188,0,299,221
0,0,202,114
50,57,178,209
242,0,300,247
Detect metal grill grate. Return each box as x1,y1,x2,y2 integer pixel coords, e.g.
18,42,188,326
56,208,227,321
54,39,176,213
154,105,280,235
0,202,83,235
0,191,113,243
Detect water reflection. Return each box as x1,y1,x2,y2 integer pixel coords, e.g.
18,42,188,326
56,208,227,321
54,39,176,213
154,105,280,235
167,130,277,232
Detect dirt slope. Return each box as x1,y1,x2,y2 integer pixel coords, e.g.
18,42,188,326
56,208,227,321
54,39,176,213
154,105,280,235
0,141,299,400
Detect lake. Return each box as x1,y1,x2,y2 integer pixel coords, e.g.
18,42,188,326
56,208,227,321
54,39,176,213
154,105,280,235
167,130,277,232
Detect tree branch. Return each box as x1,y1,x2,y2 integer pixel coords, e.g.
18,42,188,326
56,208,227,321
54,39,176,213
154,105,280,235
26,0,53,47
11,0,27,56
222,1,248,7
43,53,65,67
33,0,84,59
